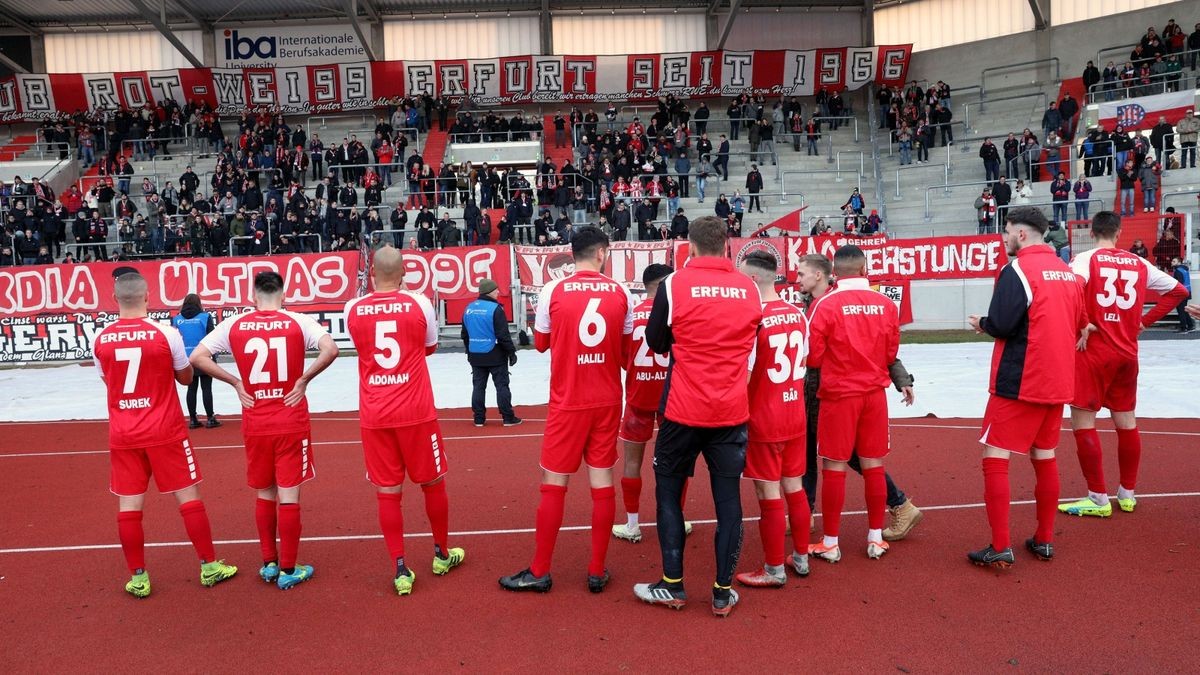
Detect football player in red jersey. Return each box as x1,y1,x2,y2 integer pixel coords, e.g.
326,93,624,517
734,250,813,586
93,272,237,598
345,247,465,595
612,263,696,544
1060,212,1188,517
806,246,901,564
968,207,1086,567
191,271,339,590
500,226,635,594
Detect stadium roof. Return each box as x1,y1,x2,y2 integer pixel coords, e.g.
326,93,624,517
0,0,869,32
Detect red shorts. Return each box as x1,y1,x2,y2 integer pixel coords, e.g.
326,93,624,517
1072,348,1138,413
360,420,448,487
541,404,620,475
245,431,315,490
979,396,1064,455
817,389,889,462
743,436,806,482
619,404,660,444
109,437,200,497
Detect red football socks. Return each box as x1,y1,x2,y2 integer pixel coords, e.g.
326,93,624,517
376,492,406,561
277,503,302,570
863,466,888,530
1031,457,1059,543
820,469,847,537
589,486,616,576
530,484,567,578
117,510,145,573
620,476,642,516
422,480,450,554
1116,427,1141,491
255,497,278,563
1072,428,1107,494
178,500,215,563
982,457,1011,551
784,489,811,554
758,498,786,566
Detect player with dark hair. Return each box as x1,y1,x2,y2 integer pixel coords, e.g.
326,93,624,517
500,225,634,594
967,206,1085,567
633,215,762,617
191,271,340,589
1060,212,1187,517
93,272,237,597
612,263,696,543
796,254,922,541
734,250,812,586
345,246,466,595
807,245,902,563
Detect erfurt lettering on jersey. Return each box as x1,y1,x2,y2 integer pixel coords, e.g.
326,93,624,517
842,304,884,315
762,312,804,329
1042,270,1076,282
355,302,413,316
99,330,153,344
1094,254,1131,265
239,320,290,331
368,373,411,385
690,285,748,299
563,281,618,293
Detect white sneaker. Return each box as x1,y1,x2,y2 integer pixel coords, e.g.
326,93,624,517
867,540,890,559
684,521,694,536
612,522,642,543
790,551,810,577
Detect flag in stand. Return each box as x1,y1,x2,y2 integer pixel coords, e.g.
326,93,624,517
1097,90,1196,132
750,206,808,237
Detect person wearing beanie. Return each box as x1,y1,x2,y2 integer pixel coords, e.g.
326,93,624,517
461,277,521,427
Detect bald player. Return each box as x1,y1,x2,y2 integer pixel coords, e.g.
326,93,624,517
345,246,466,595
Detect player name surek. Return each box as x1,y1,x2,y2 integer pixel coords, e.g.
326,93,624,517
690,285,748,299
1042,270,1076,282
842,304,885,316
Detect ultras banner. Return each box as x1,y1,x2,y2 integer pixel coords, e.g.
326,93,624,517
0,45,912,121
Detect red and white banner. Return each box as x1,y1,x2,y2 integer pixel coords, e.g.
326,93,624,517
393,244,512,302
0,252,360,363
1097,90,1196,132
0,45,911,121
515,241,673,293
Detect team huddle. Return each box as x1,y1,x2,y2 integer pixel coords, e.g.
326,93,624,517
92,207,1184,616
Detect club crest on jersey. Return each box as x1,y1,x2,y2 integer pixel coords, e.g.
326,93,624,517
734,240,786,283
1116,104,1145,127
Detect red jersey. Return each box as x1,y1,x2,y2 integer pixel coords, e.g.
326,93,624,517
201,309,327,436
981,245,1086,404
344,290,439,429
1071,247,1187,360
624,297,669,411
534,269,634,411
748,299,808,442
808,277,900,400
94,318,190,449
648,256,763,427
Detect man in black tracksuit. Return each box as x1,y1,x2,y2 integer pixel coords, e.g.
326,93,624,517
460,279,521,427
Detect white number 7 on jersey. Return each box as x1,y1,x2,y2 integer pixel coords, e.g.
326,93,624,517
114,347,141,395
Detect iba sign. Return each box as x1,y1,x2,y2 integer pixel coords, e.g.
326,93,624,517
217,25,367,68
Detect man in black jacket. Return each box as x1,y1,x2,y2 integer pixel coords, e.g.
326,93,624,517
460,278,520,427
745,165,764,213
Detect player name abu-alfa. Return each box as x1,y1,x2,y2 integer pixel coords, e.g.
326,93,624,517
690,286,748,299
354,302,414,315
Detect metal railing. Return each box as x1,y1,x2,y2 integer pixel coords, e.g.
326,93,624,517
893,162,951,199
779,169,866,204
837,150,866,178
963,91,1048,130
980,58,1060,100
448,130,540,144
1087,66,1197,103
813,116,860,142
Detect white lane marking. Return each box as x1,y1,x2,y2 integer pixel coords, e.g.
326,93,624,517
1,492,1196,555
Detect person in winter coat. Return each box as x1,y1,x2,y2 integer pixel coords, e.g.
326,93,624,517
1041,102,1062,139
172,294,220,429
1171,257,1195,332
1050,172,1071,224
1177,109,1200,169
974,187,997,234
1072,176,1093,222
1043,220,1070,263
1139,159,1161,212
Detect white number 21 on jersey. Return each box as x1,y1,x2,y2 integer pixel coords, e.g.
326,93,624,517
245,337,288,384
1096,268,1138,310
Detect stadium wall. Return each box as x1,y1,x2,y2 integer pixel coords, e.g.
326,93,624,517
550,14,707,55
44,31,205,74
384,16,541,60
718,10,862,51
896,0,1196,88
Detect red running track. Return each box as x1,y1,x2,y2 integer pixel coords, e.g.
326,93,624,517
1,409,1197,671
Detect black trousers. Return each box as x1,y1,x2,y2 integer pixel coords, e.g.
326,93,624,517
471,363,514,422
186,372,214,419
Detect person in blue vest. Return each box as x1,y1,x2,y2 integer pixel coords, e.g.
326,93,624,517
173,294,221,429
461,278,521,427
